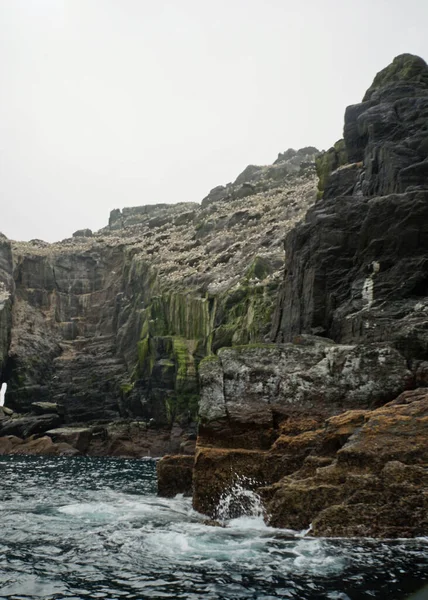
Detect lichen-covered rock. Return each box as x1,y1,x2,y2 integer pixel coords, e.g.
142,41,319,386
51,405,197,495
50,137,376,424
315,139,348,198
193,336,415,522
197,336,412,451
3,145,318,430
31,402,58,415
264,389,428,537
192,447,287,517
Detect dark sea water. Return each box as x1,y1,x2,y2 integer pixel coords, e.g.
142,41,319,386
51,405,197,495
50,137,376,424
0,456,427,600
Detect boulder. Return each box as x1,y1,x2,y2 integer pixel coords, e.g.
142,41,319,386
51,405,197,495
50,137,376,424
31,402,58,415
72,228,92,238
46,427,92,453
0,414,61,438
0,434,79,456
193,447,287,517
10,435,80,456
0,435,23,454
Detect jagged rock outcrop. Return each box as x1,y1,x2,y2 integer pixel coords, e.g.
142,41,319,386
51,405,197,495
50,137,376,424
272,54,428,354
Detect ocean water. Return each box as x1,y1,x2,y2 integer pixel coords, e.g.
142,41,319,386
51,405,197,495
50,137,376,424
0,456,426,600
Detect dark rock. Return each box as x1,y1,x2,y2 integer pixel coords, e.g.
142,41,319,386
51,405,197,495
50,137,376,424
0,233,14,380
157,454,194,497
273,54,428,356
274,147,319,165
31,402,58,415
234,165,262,186
72,229,93,238
193,447,286,517
0,414,61,438
191,55,428,537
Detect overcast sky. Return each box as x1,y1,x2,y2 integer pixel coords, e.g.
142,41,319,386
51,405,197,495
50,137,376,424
1,0,427,242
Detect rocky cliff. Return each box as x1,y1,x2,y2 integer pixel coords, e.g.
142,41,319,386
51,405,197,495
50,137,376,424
0,147,318,453
273,53,428,354
1,53,427,537
183,54,428,537
0,234,13,375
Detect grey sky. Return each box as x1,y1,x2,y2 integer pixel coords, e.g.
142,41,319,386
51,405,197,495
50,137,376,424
1,0,427,242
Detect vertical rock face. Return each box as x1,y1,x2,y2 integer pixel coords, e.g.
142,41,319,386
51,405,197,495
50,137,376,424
0,234,14,380
7,245,128,420
1,148,319,428
191,54,428,537
273,54,428,356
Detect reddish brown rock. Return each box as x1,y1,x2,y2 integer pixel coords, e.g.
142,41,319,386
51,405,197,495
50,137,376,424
157,455,194,497
192,447,287,517
46,427,92,453
0,434,80,456
0,435,23,454
264,389,428,537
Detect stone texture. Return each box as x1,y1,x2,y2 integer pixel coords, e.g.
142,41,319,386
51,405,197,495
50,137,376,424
0,145,318,432
191,55,428,538
0,414,61,438
197,337,412,451
263,389,428,537
192,447,287,517
193,336,415,521
0,233,14,381
0,434,79,456
273,54,428,354
31,402,58,415
156,454,194,497
46,427,93,453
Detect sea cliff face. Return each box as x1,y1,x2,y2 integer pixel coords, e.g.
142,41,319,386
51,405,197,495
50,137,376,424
0,148,318,455
1,54,427,537
0,235,14,376
188,54,428,537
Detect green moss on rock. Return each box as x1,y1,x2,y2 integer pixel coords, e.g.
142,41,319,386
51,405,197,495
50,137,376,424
315,140,348,199
363,53,428,101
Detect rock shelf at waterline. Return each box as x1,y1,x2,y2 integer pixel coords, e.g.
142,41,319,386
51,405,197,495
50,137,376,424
0,456,427,600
